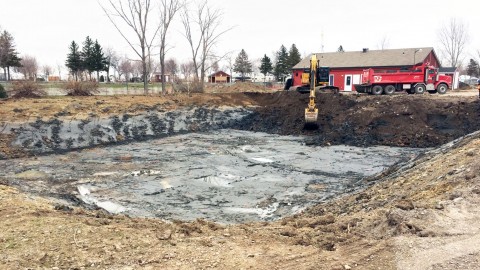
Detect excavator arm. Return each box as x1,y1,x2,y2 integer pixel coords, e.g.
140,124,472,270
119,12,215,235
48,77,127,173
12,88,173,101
304,55,319,128
302,54,339,129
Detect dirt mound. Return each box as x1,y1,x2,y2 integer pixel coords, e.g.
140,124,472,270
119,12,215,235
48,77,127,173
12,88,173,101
238,91,480,147
205,82,280,93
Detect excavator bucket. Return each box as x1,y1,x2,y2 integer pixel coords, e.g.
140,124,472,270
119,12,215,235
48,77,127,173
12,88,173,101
304,108,319,129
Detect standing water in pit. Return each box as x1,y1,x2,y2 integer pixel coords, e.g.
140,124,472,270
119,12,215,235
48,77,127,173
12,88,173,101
0,130,422,224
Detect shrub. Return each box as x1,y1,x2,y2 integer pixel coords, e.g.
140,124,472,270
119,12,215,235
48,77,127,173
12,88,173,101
0,84,7,99
63,81,100,96
171,80,203,93
11,81,46,98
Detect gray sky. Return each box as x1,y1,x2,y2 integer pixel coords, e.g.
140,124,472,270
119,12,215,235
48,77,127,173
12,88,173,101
0,0,479,72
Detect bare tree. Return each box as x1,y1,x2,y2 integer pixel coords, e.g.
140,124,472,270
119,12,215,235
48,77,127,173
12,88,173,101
210,59,219,73
19,55,38,81
165,58,178,80
476,50,480,76
132,60,143,80
180,61,194,81
100,0,160,93
118,57,134,82
377,35,390,50
149,59,160,76
42,65,52,80
56,62,63,80
226,53,235,82
158,0,183,93
437,18,469,67
105,47,119,82
181,1,231,91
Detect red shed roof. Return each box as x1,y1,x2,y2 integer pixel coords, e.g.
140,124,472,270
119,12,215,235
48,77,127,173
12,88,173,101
209,71,231,77
293,47,438,69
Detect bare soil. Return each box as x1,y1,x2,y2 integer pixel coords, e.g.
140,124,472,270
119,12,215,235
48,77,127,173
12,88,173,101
1,88,480,269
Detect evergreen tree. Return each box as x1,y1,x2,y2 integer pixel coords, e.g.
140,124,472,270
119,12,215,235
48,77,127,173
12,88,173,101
65,41,82,81
287,44,301,69
81,36,95,79
92,40,107,82
233,49,252,81
0,30,22,81
337,45,344,52
259,54,273,81
466,59,480,78
273,45,289,81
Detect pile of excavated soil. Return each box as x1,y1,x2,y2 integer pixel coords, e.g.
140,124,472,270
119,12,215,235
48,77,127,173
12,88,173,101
205,82,281,93
237,91,480,147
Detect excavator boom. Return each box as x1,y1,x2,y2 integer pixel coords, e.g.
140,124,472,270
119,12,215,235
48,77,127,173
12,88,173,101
304,55,319,128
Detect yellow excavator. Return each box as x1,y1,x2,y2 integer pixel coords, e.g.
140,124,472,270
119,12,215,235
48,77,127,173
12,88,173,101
301,54,339,128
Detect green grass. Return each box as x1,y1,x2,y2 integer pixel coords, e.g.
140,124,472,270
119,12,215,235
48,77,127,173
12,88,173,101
0,81,165,89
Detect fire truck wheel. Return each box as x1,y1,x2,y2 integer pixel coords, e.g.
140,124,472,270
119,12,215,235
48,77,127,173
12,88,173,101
437,83,448,94
372,85,383,95
414,84,425,94
384,85,396,95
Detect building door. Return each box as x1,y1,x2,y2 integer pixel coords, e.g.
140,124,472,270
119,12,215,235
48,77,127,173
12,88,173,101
329,75,334,86
344,75,352,91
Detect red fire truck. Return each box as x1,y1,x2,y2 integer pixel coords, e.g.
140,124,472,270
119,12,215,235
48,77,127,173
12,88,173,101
357,64,452,95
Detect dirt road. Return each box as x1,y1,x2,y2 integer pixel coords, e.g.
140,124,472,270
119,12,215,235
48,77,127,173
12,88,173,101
0,88,479,269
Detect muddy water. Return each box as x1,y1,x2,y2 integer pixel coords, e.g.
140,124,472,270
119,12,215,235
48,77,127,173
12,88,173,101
0,130,422,224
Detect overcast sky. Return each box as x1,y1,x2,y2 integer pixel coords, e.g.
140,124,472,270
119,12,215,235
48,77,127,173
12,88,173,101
1,0,479,73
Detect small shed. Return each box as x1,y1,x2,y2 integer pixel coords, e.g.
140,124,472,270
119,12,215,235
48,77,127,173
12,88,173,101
48,76,61,82
208,71,231,83
151,72,172,83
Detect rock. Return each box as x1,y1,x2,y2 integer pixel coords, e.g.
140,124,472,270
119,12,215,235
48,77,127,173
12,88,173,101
395,200,414,210
386,209,405,226
449,192,462,200
54,204,73,212
435,202,445,210
417,230,436,237
466,149,476,157
465,173,476,180
14,170,48,180
344,265,352,270
309,214,336,227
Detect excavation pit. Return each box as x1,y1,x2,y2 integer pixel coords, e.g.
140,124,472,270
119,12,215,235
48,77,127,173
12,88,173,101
0,130,421,224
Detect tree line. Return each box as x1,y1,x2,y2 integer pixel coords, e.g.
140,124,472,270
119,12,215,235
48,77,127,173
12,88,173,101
3,12,479,88
232,44,302,82
65,36,108,82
